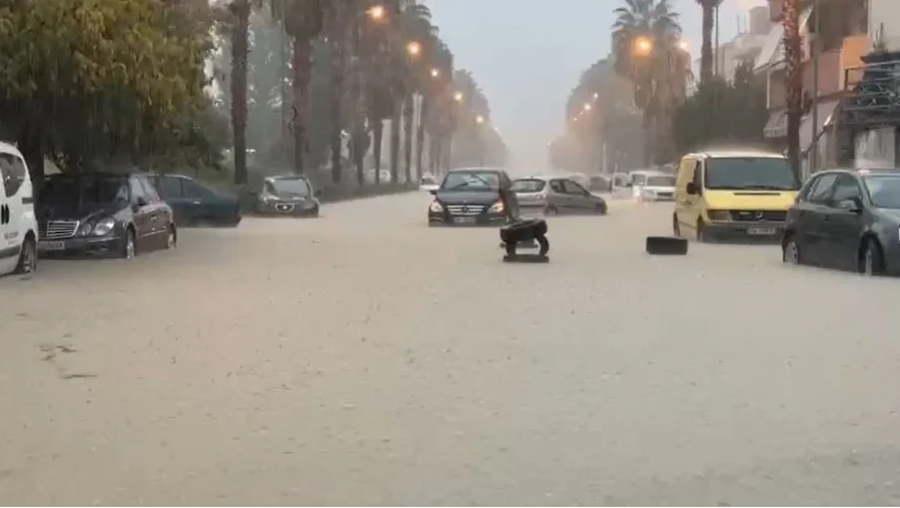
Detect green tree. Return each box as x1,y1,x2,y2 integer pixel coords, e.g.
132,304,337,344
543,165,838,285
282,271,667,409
0,0,219,178
672,60,768,155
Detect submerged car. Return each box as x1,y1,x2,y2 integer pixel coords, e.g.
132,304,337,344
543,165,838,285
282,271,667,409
427,167,519,226
783,168,900,275
512,176,607,215
147,173,241,227
37,172,176,259
252,175,321,217
419,174,439,192
638,174,676,201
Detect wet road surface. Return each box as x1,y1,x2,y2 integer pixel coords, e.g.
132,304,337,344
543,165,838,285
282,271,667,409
2,193,900,505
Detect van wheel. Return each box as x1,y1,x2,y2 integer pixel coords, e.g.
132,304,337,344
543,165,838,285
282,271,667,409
672,214,681,237
14,236,37,274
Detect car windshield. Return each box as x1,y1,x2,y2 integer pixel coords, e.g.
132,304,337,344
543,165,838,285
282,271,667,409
269,178,310,196
863,175,900,208
704,157,799,190
41,174,128,206
511,179,546,193
647,176,675,186
440,171,499,191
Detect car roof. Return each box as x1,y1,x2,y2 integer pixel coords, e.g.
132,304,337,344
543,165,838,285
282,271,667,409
266,174,310,180
0,141,22,156
688,150,787,159
49,171,132,178
447,167,504,173
812,168,900,177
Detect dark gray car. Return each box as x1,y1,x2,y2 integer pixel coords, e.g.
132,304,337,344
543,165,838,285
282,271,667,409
783,168,900,275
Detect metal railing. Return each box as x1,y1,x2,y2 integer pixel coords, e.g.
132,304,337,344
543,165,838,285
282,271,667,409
841,57,900,127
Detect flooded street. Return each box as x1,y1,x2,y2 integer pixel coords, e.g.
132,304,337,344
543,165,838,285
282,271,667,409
2,194,900,505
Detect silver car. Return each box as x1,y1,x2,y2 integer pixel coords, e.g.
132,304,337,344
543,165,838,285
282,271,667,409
511,176,608,216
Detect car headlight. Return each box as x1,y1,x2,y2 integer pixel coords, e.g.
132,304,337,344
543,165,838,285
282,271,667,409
429,200,443,212
92,218,115,236
488,200,504,213
707,210,731,221
78,222,93,235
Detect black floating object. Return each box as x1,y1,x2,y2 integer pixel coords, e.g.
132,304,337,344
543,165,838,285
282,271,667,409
646,236,688,255
500,218,549,262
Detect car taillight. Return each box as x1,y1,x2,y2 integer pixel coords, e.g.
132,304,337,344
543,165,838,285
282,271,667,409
535,193,545,200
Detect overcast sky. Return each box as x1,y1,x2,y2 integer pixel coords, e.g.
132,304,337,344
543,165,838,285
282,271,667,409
425,0,768,171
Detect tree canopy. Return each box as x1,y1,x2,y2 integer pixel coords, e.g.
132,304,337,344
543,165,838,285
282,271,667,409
0,0,223,174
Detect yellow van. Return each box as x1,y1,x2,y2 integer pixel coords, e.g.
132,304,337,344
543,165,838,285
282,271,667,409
673,151,801,241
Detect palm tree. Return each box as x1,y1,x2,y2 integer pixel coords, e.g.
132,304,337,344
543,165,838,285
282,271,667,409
782,0,802,179
611,0,685,164
696,0,722,83
417,39,452,179
224,0,252,185
326,1,350,185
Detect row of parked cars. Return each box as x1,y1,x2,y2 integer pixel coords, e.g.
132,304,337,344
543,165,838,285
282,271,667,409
0,141,322,277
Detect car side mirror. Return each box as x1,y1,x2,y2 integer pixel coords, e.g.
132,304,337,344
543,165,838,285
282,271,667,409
837,198,862,213
429,189,437,195
134,196,148,208
686,182,700,195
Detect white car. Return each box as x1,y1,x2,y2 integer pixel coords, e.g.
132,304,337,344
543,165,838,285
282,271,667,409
638,174,677,201
419,174,439,192
0,141,38,276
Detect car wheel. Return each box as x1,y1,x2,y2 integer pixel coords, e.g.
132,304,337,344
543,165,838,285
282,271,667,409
595,202,607,215
782,234,802,265
14,236,37,274
122,228,136,259
861,238,885,276
672,214,681,237
545,205,559,215
165,224,177,249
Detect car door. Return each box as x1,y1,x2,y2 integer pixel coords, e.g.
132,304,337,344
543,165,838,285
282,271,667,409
561,179,592,212
180,177,213,223
677,160,703,235
128,176,154,246
156,176,191,225
0,153,17,273
795,172,839,266
821,174,866,270
547,179,571,212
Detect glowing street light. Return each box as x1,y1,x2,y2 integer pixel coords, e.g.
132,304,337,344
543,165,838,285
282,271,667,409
367,4,385,21
406,41,421,57
593,92,599,99
583,103,592,111
677,39,690,52
476,115,485,124
634,36,653,55
430,68,440,78
453,91,463,102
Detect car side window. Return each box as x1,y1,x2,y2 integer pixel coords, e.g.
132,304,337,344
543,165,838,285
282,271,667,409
0,152,27,198
829,174,862,206
129,177,147,203
139,177,161,202
806,174,839,204
691,162,702,187
561,179,586,195
158,176,184,198
632,174,646,186
182,179,209,199
549,179,565,193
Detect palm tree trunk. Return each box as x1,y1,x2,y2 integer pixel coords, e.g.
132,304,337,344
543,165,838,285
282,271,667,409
782,0,802,180
291,35,313,174
700,4,714,83
415,98,428,180
389,107,400,184
373,120,383,184
402,94,414,183
230,0,250,185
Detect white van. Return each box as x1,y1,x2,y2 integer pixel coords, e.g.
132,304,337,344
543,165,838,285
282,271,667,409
0,142,38,276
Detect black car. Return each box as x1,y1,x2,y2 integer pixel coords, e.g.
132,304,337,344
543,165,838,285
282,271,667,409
37,172,176,259
251,175,321,217
782,168,900,275
428,167,520,226
147,173,241,227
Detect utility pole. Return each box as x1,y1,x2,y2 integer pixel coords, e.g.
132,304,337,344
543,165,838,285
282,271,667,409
809,0,820,178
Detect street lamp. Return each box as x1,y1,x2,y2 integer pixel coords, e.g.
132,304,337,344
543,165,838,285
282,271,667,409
430,68,440,78
367,4,385,21
593,92,599,99
677,39,690,52
406,40,421,57
583,103,592,111
634,36,653,55
453,91,463,102
476,115,484,124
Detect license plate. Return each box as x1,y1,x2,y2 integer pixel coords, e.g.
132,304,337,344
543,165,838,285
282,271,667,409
38,241,65,251
747,227,776,235
454,217,476,224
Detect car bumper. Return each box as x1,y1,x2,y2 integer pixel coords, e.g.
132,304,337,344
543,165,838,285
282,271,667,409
428,212,508,226
705,221,785,240
38,234,124,257
641,193,675,201
255,201,319,217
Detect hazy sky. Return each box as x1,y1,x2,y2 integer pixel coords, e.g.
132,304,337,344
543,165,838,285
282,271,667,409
425,0,767,170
